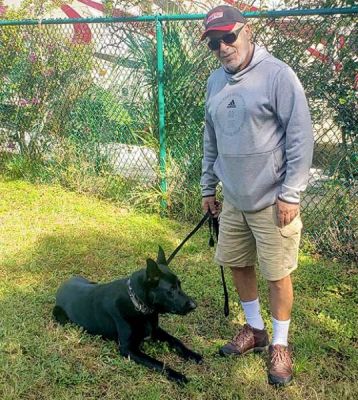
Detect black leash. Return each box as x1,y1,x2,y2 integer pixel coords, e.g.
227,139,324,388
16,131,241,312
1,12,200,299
167,211,229,317
208,215,229,317
167,212,210,265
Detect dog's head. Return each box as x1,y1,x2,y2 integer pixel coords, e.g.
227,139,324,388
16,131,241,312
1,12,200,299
145,246,197,315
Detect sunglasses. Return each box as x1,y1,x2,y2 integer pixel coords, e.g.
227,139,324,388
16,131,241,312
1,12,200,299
207,25,245,51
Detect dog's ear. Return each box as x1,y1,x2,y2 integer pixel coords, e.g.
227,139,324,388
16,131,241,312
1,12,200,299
157,246,167,265
146,258,161,284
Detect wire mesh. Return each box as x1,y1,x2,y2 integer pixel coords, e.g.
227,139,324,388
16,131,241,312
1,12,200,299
0,10,356,261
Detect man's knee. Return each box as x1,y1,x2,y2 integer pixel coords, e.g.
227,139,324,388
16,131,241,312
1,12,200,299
230,265,255,275
268,274,292,289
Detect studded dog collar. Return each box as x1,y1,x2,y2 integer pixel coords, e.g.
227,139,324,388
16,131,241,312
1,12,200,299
127,279,154,314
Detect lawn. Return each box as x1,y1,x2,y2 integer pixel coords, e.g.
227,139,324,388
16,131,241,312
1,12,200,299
0,177,357,400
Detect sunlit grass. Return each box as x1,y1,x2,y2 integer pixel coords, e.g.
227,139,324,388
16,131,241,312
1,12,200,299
0,177,357,399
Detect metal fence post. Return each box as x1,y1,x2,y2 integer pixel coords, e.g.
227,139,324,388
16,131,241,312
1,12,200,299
156,16,167,212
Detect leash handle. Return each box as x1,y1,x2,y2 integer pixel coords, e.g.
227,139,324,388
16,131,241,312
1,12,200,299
167,212,211,265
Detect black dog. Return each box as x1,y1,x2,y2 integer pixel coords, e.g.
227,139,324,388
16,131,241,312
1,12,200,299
53,246,202,383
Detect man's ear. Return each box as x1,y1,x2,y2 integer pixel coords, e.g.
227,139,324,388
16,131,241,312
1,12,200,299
244,23,253,41
146,258,161,284
157,245,167,265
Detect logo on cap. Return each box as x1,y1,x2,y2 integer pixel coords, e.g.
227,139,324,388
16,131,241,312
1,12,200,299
206,11,224,24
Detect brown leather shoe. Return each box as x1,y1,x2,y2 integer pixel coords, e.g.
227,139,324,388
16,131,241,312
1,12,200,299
268,344,293,386
219,324,269,356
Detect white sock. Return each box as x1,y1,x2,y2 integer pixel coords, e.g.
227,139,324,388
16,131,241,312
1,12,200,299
272,317,290,346
240,298,265,330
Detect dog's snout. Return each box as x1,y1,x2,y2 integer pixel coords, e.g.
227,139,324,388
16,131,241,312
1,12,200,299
187,299,197,311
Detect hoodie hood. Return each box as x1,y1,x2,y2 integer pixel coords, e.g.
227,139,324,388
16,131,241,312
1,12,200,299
224,44,271,83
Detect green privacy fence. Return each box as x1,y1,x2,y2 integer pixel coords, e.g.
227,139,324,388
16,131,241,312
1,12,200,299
0,7,357,261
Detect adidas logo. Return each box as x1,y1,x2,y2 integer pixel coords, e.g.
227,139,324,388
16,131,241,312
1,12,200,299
227,100,236,108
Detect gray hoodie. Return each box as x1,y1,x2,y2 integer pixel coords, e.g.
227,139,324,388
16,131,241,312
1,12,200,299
201,45,314,211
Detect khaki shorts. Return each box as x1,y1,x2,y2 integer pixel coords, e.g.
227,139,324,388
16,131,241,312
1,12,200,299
215,200,302,281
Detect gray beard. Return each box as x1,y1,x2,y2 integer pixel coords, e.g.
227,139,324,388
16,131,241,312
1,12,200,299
223,65,241,74
223,44,255,74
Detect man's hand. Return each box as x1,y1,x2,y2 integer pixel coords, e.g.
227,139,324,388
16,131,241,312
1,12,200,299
276,198,300,228
202,196,221,218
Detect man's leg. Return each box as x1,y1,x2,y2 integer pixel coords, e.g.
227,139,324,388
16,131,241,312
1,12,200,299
231,266,264,331
244,205,302,386
269,274,293,346
219,265,269,356
267,275,294,386
269,274,293,320
231,265,258,301
215,201,269,356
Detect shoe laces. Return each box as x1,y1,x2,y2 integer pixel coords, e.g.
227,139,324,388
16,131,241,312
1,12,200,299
231,324,252,346
271,345,291,369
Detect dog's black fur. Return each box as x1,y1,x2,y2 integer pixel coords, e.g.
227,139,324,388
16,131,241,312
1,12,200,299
53,246,202,383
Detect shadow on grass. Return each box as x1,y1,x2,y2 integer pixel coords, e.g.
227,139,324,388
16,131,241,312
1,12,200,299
0,229,203,399
0,228,357,399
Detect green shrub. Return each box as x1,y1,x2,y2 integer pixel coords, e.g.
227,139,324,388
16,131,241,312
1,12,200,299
0,22,94,158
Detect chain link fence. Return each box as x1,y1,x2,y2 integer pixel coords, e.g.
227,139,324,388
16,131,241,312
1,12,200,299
0,8,357,261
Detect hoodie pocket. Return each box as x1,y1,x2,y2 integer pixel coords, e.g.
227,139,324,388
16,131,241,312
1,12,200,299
220,150,277,196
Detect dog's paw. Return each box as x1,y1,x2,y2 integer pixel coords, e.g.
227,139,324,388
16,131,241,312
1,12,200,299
167,369,189,384
187,351,203,364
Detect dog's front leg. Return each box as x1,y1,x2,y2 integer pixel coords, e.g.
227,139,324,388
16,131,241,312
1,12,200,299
120,345,188,384
152,327,203,364
116,324,188,384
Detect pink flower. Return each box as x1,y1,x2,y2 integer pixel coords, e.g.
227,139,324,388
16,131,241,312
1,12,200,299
28,52,37,63
31,97,40,105
19,98,30,107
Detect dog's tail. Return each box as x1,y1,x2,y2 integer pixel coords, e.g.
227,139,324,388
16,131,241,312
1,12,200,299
52,305,70,325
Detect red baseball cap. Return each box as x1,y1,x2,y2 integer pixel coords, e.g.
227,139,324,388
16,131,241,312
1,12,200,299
201,5,247,41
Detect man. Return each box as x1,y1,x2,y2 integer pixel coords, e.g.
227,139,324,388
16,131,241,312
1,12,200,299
200,5,314,386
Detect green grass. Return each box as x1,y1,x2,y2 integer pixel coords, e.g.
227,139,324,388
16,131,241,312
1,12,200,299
0,177,357,400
